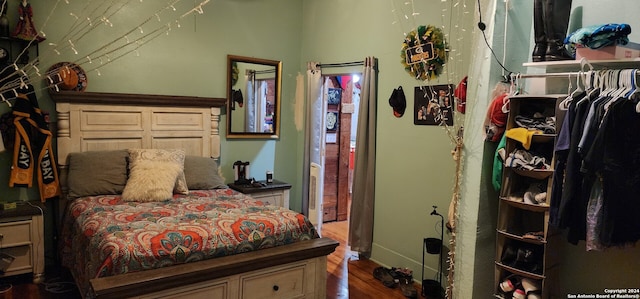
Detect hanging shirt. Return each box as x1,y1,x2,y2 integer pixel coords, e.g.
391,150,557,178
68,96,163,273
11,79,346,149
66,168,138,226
587,99,640,247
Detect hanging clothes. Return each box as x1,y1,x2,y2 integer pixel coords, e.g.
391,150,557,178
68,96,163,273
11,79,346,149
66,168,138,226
549,91,584,228
9,85,60,202
584,99,640,247
552,68,640,249
555,90,594,243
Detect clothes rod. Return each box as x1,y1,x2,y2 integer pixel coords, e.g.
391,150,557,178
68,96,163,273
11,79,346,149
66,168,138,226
514,72,580,79
317,61,364,68
248,69,275,75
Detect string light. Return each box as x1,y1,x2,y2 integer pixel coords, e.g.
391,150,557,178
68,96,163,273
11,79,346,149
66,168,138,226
0,0,213,106
390,1,472,297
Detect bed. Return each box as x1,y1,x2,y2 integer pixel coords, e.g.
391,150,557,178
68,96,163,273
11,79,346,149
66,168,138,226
51,90,338,299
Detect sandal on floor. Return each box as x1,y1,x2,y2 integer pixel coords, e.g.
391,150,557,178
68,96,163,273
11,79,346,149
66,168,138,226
398,277,417,298
373,267,397,288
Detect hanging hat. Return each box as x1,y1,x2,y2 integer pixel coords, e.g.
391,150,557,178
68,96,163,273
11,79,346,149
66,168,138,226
46,62,88,92
231,89,243,110
388,86,406,118
58,65,79,90
454,76,467,114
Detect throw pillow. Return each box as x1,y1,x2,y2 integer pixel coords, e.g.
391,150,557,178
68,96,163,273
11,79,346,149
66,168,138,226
184,156,227,189
122,149,186,202
67,150,129,198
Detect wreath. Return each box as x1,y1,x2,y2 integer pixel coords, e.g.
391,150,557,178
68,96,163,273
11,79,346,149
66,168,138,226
231,61,239,87
400,25,448,81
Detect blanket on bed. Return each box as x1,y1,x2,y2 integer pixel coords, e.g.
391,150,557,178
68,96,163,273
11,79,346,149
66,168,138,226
60,188,318,297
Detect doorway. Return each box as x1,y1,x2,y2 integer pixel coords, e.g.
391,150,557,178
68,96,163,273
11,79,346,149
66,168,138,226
320,74,361,223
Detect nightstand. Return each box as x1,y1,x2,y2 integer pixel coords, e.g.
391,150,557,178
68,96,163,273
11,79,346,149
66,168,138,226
228,180,292,209
0,202,45,283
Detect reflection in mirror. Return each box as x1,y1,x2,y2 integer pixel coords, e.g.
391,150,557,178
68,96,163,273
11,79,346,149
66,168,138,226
227,55,282,139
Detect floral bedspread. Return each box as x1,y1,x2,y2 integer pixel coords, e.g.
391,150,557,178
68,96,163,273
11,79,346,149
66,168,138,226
59,189,318,297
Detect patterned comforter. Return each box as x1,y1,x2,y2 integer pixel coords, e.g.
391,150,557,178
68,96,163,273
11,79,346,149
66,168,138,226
60,188,318,297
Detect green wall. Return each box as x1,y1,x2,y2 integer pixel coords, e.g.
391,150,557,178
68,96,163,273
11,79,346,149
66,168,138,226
0,0,305,208
1,0,638,297
300,0,475,294
463,0,640,297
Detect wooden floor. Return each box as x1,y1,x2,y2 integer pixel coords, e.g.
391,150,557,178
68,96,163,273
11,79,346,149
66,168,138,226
322,220,423,299
6,220,421,299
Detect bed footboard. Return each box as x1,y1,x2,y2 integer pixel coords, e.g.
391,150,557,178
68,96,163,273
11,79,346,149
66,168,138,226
89,237,339,299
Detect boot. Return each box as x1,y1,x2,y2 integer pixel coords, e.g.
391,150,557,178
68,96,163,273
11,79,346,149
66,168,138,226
544,0,574,61
546,39,573,61
532,43,547,62
532,0,546,62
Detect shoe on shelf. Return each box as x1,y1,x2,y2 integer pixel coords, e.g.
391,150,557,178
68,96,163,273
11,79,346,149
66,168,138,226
521,278,542,299
522,231,545,241
500,245,517,266
545,40,574,61
512,247,536,270
512,288,526,299
499,275,521,292
373,266,397,288
398,277,417,298
532,43,546,62
523,182,547,205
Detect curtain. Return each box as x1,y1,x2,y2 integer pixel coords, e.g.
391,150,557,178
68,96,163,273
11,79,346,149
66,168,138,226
348,56,378,255
245,71,256,132
302,62,323,227
258,81,268,132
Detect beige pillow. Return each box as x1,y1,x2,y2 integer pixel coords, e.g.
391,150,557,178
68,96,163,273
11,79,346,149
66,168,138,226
122,149,186,202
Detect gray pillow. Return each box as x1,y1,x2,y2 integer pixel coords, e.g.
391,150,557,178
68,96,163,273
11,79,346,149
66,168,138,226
184,156,227,190
67,150,129,198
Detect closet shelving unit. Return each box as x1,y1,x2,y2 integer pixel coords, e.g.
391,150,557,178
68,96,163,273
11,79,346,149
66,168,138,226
494,58,640,299
494,94,564,299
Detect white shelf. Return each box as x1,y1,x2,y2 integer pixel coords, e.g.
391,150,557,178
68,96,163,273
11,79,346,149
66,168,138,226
523,58,640,71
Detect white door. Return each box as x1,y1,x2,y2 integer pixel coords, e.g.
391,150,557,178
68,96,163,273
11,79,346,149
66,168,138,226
306,71,327,234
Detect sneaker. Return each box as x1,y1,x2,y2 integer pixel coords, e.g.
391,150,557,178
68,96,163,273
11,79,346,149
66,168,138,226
390,267,413,279
524,182,547,205
373,267,397,288
512,288,526,299
499,275,520,292
520,278,542,299
398,277,417,298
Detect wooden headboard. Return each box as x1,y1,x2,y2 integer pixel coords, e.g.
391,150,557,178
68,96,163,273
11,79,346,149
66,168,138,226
50,90,226,197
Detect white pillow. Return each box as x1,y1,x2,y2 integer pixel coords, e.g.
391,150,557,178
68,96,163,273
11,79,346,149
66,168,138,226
122,149,187,202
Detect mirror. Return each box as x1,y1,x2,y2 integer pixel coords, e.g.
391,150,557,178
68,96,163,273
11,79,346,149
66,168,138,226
227,55,282,139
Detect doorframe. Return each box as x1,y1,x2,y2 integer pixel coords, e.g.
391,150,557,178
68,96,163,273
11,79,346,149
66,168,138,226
317,73,361,223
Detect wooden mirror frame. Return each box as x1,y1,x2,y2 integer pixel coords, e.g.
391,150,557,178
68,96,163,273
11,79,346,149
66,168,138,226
226,55,282,139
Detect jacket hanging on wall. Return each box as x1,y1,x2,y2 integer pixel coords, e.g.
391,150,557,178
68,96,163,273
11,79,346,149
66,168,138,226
9,85,60,202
